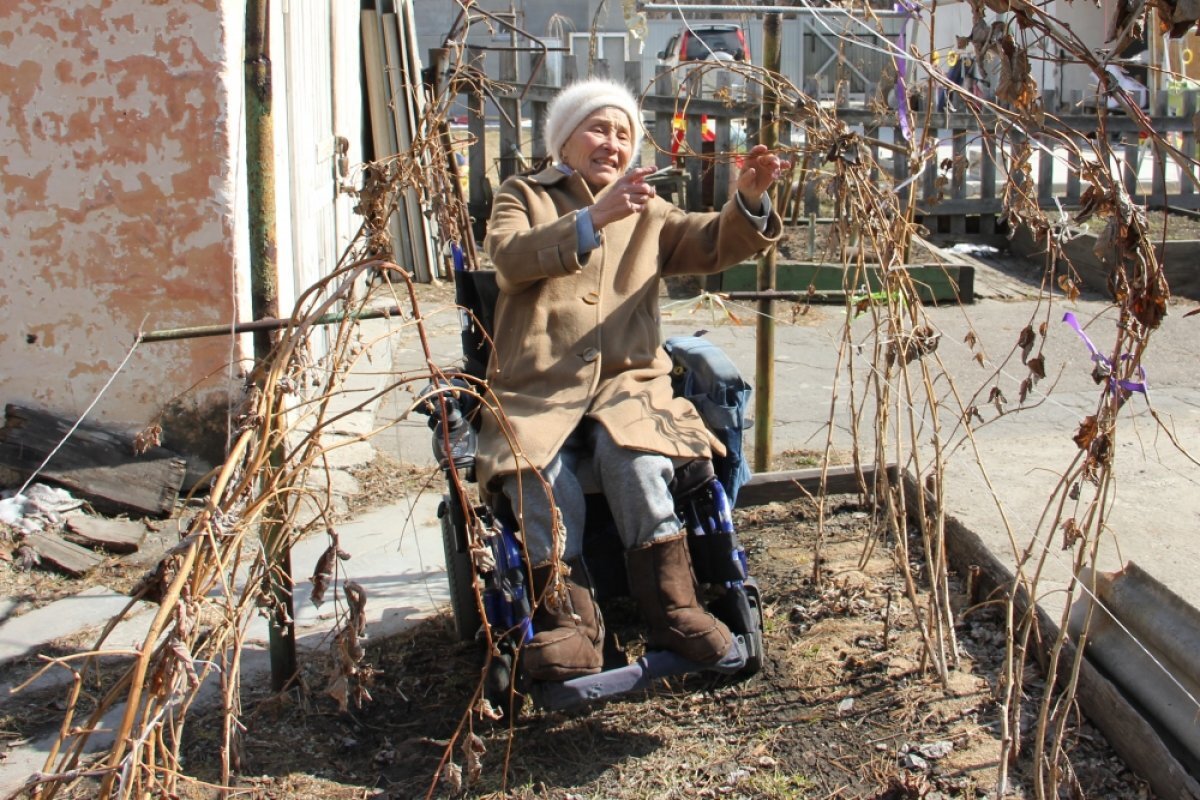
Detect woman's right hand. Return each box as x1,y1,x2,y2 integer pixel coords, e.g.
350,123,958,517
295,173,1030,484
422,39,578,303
590,166,659,230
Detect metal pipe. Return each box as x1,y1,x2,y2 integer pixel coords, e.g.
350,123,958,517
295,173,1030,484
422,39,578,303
244,0,296,693
139,306,407,344
639,3,909,18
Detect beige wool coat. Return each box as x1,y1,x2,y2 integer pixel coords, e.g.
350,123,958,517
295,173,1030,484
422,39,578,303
476,164,782,489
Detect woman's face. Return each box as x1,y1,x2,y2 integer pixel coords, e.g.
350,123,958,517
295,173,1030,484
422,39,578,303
560,107,634,191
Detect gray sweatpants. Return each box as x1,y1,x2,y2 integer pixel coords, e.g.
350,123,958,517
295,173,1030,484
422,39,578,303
500,419,683,566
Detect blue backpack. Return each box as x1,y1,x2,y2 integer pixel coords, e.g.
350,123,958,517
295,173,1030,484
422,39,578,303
664,335,752,505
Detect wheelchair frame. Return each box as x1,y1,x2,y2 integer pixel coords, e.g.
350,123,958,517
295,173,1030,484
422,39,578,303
423,269,765,714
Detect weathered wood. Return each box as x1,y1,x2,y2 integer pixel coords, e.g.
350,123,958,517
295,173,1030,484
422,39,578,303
0,404,185,517
901,472,1200,800
64,515,147,554
738,463,896,507
950,129,967,237
497,39,522,182
24,531,105,576
720,261,973,304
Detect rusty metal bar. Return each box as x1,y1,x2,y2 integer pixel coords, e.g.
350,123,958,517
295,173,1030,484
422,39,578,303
139,306,407,344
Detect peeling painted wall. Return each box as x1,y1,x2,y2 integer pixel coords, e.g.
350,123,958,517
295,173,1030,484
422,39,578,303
0,0,248,455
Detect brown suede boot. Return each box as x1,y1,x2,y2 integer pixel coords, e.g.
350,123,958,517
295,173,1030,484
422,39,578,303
521,559,604,681
626,532,733,664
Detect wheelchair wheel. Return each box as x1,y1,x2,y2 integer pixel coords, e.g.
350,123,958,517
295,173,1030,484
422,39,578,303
440,496,482,642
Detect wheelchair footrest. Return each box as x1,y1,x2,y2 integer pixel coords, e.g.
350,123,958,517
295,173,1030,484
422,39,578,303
529,636,748,712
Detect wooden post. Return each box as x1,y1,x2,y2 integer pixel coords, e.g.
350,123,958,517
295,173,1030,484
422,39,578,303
531,100,547,163
980,130,996,235
950,128,967,237
714,113,733,205
1183,91,1197,197
893,122,910,214
1151,90,1169,203
1064,129,1081,206
685,112,704,210
654,69,675,169
498,35,522,181
753,11,781,474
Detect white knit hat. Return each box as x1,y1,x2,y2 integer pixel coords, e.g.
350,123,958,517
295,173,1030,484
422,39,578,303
543,78,643,165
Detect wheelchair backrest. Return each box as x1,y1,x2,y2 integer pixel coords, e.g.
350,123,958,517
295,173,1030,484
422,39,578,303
664,335,752,505
454,269,502,381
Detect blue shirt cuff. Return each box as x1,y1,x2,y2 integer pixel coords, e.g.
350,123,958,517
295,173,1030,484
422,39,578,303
576,208,602,256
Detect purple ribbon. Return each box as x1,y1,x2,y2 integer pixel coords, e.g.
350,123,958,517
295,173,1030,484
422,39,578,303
894,0,920,142
1062,312,1148,397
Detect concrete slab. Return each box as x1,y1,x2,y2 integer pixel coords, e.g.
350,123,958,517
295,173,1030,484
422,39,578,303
0,586,147,667
241,492,449,652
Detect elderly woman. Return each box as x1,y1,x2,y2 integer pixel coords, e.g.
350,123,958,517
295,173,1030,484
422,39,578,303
478,78,785,681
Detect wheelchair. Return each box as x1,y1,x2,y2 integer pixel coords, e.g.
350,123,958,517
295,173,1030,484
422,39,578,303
418,269,765,716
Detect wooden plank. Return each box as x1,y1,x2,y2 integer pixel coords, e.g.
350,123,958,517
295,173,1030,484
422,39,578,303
901,472,1200,800
720,261,971,304
738,464,895,507
398,0,441,279
64,515,146,554
0,404,185,517
381,11,424,282
360,9,395,161
1183,92,1197,198
24,531,105,577
361,8,409,276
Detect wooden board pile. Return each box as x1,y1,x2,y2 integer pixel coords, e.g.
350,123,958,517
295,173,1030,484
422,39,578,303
0,404,185,576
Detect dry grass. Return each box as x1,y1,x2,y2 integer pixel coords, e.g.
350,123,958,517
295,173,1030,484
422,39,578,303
145,496,1148,800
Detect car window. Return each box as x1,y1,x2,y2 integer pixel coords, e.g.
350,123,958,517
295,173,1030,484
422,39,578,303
684,30,744,61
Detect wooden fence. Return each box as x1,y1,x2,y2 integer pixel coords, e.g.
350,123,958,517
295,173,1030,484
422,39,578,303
461,61,1200,243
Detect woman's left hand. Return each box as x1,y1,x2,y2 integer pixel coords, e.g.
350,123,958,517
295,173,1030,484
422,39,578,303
736,144,790,213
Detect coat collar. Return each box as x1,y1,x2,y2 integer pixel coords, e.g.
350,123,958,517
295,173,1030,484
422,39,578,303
529,163,595,204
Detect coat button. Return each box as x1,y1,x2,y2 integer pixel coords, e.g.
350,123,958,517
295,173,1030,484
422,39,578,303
582,291,600,305
581,347,600,362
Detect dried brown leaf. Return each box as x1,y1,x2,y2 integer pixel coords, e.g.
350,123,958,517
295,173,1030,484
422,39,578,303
988,385,1007,413
1061,518,1084,550
1073,415,1097,450
310,544,338,607
462,733,486,784
1017,325,1035,363
133,424,162,457
1028,355,1046,380
1058,274,1080,302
